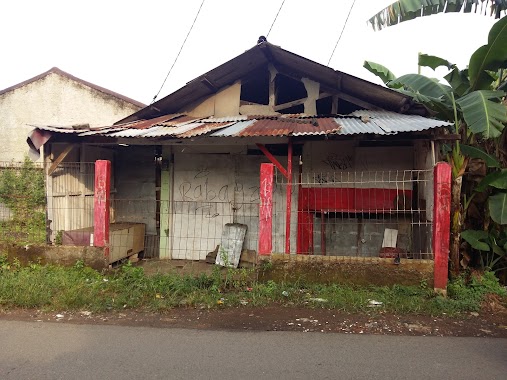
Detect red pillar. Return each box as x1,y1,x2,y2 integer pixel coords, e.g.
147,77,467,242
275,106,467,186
94,160,111,258
285,139,293,254
432,162,451,292
259,163,274,255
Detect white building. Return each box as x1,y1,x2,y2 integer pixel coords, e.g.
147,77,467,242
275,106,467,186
0,67,144,162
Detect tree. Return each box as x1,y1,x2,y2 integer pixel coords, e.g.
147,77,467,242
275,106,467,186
369,0,507,31
364,16,507,276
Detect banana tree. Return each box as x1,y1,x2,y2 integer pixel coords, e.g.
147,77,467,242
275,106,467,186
364,16,507,275
368,0,507,31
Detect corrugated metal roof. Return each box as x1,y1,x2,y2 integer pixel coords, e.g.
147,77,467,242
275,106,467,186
114,114,184,130
31,111,451,140
210,120,256,137
204,116,248,123
350,110,451,134
334,117,386,135
178,122,233,138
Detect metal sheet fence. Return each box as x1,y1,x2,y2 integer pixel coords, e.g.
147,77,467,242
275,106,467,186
47,162,96,244
274,169,434,259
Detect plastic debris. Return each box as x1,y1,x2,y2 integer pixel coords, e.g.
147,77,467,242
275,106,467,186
282,291,289,297
367,299,383,307
308,298,328,303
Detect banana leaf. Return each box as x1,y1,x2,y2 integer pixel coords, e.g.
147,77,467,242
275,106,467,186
489,192,507,225
456,90,507,138
368,0,507,31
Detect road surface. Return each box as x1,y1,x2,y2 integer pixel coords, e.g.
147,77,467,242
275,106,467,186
1,320,506,379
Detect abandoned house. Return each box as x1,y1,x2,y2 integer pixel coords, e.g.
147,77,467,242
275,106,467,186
27,40,453,286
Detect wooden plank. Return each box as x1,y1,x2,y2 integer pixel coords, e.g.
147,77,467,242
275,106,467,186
256,144,288,178
337,92,384,111
273,98,306,111
273,92,332,112
268,64,277,108
47,144,76,176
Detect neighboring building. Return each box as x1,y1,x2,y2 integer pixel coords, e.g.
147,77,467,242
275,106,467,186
0,67,144,162
28,40,453,289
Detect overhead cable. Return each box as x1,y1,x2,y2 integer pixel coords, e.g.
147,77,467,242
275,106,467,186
327,0,356,66
267,0,286,38
150,0,206,104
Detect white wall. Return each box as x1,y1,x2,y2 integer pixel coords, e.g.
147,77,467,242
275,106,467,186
302,141,414,189
0,72,141,162
170,150,298,260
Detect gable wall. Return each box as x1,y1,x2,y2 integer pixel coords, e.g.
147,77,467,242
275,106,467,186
0,73,142,161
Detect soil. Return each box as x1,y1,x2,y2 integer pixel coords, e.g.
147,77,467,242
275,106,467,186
1,302,506,338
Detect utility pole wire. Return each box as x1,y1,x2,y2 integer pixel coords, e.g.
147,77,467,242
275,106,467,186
327,0,356,66
151,0,206,104
267,0,286,38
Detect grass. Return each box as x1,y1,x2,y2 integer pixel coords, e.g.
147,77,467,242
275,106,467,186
0,255,505,315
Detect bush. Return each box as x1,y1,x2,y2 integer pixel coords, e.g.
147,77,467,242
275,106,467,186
0,158,45,244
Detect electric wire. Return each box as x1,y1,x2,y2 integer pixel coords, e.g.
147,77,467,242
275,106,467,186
327,0,356,66
150,0,206,104
267,0,286,38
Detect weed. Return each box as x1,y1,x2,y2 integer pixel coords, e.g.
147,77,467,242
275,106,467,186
0,262,504,316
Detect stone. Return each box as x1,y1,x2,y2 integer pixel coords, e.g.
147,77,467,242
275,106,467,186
239,249,257,268
205,245,219,264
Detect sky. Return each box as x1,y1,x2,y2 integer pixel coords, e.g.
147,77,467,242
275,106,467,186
0,0,499,105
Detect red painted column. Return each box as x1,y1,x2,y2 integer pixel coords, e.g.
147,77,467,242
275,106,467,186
259,163,274,255
432,162,451,292
285,139,293,254
94,160,111,258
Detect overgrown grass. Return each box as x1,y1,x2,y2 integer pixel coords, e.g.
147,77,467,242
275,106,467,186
0,255,505,315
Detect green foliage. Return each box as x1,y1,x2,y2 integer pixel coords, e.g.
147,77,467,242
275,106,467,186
460,145,500,169
446,271,507,311
468,15,507,91
456,90,507,138
362,61,396,84
461,230,491,251
1,260,505,316
418,54,455,71
0,158,46,244
489,193,507,225
368,0,507,31
365,17,507,276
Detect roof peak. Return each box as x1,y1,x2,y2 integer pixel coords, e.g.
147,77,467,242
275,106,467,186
0,67,145,108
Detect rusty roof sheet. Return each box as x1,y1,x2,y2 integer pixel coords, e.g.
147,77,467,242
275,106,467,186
31,111,451,140
237,117,341,137
178,122,233,138
114,114,184,130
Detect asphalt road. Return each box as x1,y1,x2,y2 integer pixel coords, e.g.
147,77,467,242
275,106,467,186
1,320,506,380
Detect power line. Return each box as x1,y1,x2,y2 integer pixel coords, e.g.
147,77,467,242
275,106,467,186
267,0,286,38
150,0,206,104
327,0,356,66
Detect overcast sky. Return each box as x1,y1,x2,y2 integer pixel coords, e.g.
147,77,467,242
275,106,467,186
0,0,498,105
